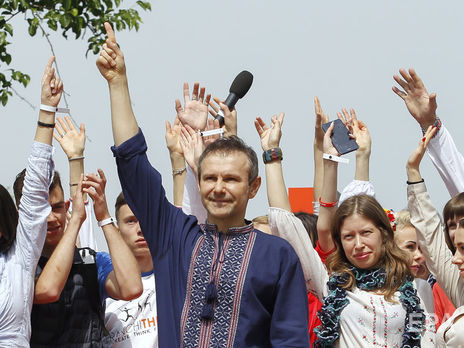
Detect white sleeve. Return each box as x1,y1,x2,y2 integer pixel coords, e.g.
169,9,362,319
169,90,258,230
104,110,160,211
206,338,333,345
69,200,98,251
16,142,54,269
426,124,464,197
339,180,375,205
408,182,464,307
181,165,207,224
268,207,329,300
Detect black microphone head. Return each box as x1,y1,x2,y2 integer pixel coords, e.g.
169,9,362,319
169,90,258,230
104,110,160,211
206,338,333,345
229,70,253,98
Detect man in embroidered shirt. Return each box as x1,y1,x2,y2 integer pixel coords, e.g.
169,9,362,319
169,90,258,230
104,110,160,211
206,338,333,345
97,22,309,347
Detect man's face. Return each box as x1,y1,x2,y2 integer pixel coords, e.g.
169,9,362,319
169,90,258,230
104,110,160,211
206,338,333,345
199,151,260,227
117,204,150,258
45,186,67,248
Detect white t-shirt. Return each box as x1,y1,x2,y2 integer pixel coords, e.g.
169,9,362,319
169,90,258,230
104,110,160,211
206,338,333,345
103,271,158,347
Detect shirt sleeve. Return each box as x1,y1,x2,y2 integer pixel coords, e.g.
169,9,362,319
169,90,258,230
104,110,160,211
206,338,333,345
16,141,54,270
408,181,464,307
111,129,198,261
269,240,310,347
268,207,329,299
426,124,464,197
96,251,113,303
339,180,375,205
181,165,207,223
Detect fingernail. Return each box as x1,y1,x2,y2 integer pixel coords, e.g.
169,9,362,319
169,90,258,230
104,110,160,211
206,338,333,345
422,137,426,142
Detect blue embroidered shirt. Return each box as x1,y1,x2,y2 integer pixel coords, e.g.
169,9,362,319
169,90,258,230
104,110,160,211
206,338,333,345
111,129,309,347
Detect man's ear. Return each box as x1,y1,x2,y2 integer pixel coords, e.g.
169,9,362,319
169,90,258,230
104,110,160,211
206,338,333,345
65,199,71,212
248,176,261,199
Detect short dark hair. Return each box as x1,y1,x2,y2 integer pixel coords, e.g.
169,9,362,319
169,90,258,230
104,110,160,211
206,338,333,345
443,192,464,254
197,136,258,185
115,192,127,222
294,211,318,248
0,184,18,253
13,170,63,209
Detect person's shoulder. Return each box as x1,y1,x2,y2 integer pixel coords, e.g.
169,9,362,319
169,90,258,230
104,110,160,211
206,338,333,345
253,229,299,255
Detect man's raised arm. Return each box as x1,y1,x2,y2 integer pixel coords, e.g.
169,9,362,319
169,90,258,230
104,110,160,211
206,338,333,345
96,22,138,146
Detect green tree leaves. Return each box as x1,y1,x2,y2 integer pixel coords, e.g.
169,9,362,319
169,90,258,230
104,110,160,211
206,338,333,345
0,0,151,106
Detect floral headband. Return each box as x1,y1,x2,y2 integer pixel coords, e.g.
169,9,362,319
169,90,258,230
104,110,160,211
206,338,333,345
384,208,397,231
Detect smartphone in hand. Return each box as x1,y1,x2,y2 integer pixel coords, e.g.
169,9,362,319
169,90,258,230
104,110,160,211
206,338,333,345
321,119,359,155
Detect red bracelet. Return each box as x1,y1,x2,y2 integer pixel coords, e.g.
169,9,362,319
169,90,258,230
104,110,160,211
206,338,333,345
319,196,338,208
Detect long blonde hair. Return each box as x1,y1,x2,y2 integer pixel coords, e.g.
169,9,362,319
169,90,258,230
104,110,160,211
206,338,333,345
325,195,411,300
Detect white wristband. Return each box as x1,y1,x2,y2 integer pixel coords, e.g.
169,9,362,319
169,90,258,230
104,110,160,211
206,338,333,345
40,104,70,114
323,153,349,164
200,128,224,137
98,217,115,227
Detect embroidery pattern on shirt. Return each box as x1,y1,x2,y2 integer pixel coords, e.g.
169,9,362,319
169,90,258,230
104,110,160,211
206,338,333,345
180,225,255,348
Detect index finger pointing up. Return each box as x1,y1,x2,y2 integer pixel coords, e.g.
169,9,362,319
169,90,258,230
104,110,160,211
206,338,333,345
104,22,116,42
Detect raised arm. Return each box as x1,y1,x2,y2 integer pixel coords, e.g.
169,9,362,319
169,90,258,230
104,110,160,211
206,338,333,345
54,116,86,197
313,97,329,214
316,122,339,252
393,68,464,196
254,113,290,211
83,169,142,300
255,113,330,295
406,126,464,307
179,124,208,222
36,56,63,146
34,177,86,304
96,22,138,146
54,117,98,249
16,57,61,266
165,117,186,206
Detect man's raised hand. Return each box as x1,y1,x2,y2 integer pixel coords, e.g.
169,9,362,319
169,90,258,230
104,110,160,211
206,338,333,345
392,68,437,129
96,22,126,82
41,56,63,107
175,82,211,131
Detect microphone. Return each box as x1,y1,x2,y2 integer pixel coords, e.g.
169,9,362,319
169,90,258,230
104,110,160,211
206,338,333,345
215,70,253,126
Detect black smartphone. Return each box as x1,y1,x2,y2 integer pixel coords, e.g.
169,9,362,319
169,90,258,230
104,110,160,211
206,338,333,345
321,119,359,155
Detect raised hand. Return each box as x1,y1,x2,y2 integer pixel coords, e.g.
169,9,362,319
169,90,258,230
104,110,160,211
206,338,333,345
70,176,86,224
314,97,329,151
322,122,339,156
179,125,204,174
175,82,211,131
96,22,126,83
165,117,183,156
54,116,85,159
41,56,63,107
82,169,110,222
337,108,371,157
203,118,221,147
392,68,437,129
407,126,438,180
208,97,238,137
254,113,284,151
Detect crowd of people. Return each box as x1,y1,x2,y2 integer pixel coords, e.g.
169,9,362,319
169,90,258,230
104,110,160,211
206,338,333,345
0,21,463,347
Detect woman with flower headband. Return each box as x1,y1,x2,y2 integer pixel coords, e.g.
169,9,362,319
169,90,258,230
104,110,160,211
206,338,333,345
258,106,436,347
